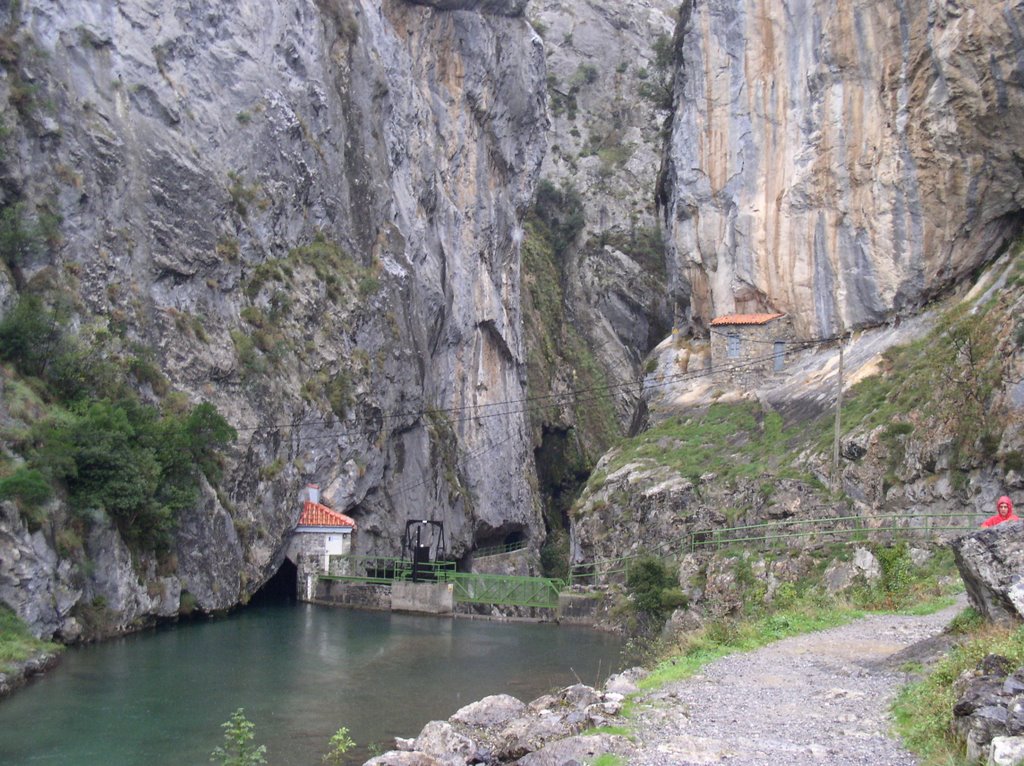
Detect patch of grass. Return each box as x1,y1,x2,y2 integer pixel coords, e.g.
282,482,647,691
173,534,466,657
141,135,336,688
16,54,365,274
589,401,808,494
0,604,61,673
590,755,625,766
893,623,1024,765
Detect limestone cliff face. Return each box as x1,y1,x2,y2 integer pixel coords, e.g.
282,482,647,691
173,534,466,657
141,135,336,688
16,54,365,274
0,0,545,636
662,0,1024,337
530,0,676,390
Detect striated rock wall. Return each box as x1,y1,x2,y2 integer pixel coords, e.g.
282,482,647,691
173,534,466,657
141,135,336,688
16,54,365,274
0,0,546,636
662,0,1024,338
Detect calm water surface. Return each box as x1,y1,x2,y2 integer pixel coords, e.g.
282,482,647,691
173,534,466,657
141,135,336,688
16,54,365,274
0,604,623,765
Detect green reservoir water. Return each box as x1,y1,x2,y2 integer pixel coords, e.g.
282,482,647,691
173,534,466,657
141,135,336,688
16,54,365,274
0,603,623,766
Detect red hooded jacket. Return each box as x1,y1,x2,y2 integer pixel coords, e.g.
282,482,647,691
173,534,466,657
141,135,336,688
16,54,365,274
982,496,1020,527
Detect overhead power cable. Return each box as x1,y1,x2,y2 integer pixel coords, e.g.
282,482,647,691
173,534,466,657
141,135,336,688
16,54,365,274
237,339,827,451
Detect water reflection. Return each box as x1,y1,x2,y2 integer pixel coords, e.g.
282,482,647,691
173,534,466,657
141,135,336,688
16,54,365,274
0,604,622,766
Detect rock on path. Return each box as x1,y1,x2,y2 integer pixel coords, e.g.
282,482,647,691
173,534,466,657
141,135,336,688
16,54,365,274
627,602,963,765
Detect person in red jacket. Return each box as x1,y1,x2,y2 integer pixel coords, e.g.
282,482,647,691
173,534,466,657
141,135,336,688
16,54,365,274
982,496,1020,527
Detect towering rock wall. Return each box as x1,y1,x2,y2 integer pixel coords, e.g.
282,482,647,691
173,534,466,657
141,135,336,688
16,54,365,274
0,0,546,636
662,0,1024,338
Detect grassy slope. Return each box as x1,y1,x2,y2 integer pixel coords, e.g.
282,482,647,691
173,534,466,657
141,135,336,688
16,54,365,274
0,604,61,674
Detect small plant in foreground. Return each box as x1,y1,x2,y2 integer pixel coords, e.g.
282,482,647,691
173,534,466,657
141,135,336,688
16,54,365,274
210,708,266,766
323,726,355,765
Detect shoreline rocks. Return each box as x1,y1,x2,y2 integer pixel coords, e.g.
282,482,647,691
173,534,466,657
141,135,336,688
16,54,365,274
364,671,645,766
0,650,61,701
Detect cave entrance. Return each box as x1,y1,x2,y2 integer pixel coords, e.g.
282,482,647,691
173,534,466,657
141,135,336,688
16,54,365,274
249,558,298,605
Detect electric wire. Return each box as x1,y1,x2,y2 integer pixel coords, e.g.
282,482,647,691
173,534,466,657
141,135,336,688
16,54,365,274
237,337,835,452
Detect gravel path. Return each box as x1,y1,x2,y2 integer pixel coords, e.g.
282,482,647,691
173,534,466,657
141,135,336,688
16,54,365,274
627,601,963,765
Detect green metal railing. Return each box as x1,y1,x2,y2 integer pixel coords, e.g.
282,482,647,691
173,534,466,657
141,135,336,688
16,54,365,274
449,572,564,609
566,512,981,588
320,511,982,599
472,540,528,559
686,512,980,551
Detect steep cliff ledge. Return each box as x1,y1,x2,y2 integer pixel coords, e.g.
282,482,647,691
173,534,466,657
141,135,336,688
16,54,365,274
0,0,546,639
662,0,1024,337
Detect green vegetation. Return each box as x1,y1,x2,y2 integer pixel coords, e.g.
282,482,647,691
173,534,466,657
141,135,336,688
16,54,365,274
834,287,1019,475
625,556,686,619
22,398,235,551
588,401,801,496
638,34,676,111
322,727,355,765
0,293,236,552
210,708,267,766
0,604,61,674
633,546,957,689
894,622,1024,765
590,755,625,766
598,225,666,278
244,231,379,304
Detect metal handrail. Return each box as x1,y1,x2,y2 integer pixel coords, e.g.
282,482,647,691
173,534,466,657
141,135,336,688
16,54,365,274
473,540,529,559
688,512,980,551
567,511,982,587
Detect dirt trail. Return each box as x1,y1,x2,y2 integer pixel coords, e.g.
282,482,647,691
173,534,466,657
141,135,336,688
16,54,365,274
627,601,963,765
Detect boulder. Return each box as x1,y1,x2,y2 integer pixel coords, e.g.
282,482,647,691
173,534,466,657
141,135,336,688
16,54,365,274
515,733,636,766
363,752,442,766
451,694,527,727
953,655,1024,764
951,524,1024,624
990,736,1024,766
412,721,479,766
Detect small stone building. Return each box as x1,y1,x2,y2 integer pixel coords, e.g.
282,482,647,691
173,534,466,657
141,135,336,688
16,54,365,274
285,485,356,601
709,313,795,385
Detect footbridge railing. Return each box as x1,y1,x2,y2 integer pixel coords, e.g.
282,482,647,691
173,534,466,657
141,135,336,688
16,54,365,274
568,511,982,588
320,555,564,609
687,511,981,552
448,572,564,609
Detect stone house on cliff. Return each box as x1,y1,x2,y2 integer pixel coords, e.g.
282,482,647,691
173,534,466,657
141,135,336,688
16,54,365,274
709,313,795,385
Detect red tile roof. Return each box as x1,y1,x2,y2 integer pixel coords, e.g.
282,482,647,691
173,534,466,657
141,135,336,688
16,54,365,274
710,312,785,327
298,501,356,529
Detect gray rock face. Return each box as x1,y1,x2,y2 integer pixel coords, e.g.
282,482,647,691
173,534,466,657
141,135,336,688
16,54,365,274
952,523,1024,624
953,659,1024,764
0,0,547,634
408,0,528,14
0,501,80,639
529,0,677,418
662,0,1024,337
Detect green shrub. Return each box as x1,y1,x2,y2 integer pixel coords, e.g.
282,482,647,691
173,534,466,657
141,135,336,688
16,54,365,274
322,727,355,765
626,556,682,618
0,202,45,269
0,294,63,377
0,466,51,508
530,179,585,258
211,708,266,766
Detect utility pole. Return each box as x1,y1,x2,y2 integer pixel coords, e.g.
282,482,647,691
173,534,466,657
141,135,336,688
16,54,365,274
831,334,845,490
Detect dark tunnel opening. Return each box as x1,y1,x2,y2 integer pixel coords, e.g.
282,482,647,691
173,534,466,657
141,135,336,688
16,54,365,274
249,558,298,605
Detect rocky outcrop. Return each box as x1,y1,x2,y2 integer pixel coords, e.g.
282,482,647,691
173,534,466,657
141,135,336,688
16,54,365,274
952,655,1024,765
662,0,1024,337
0,501,80,640
952,523,1024,625
364,680,638,766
